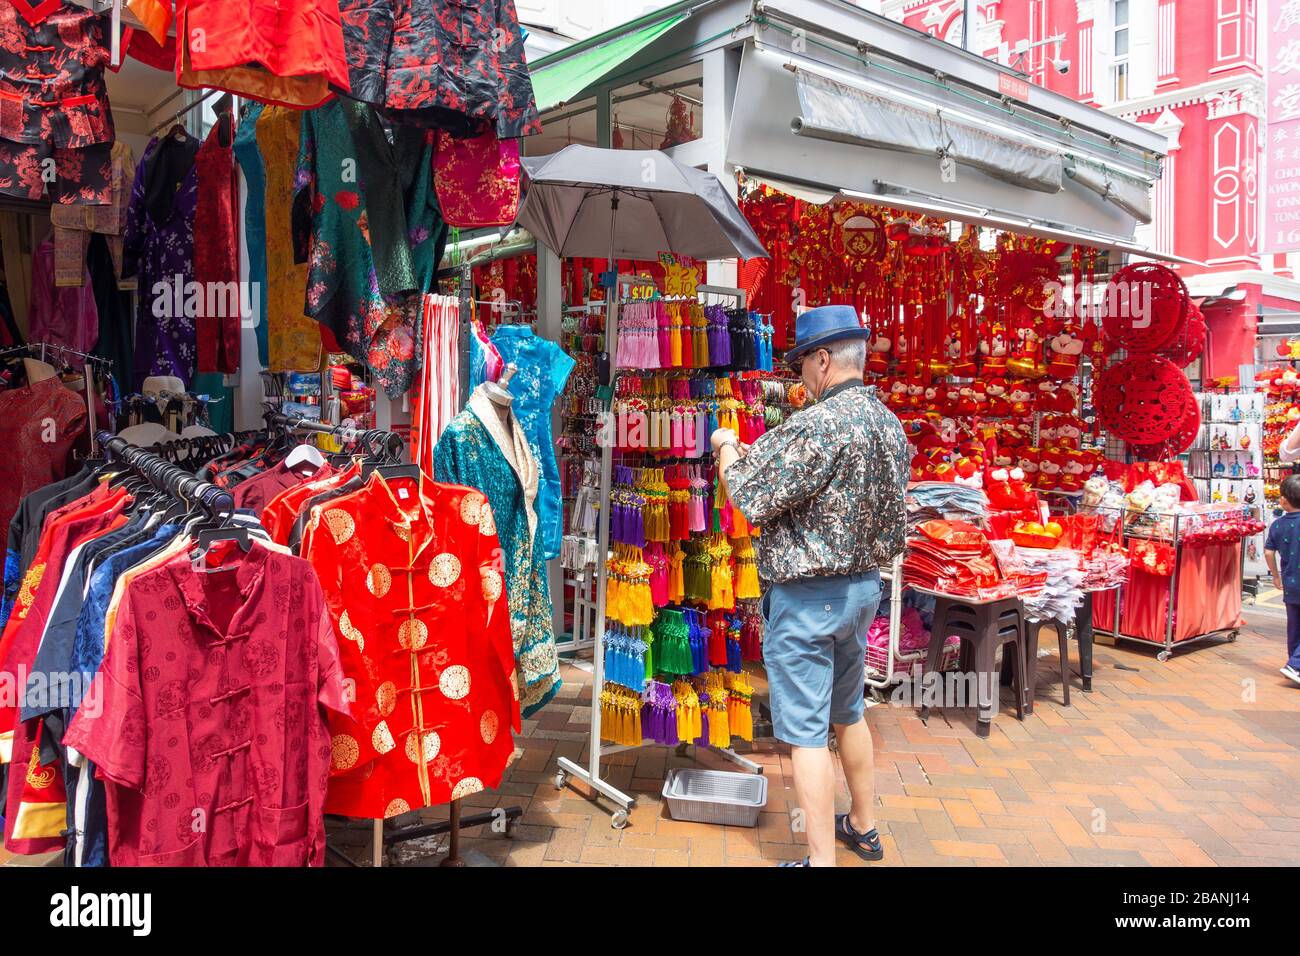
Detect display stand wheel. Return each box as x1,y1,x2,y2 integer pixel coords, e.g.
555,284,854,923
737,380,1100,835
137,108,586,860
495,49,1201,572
1157,651,1172,662
554,770,567,790
674,742,689,758
1228,631,1238,642
610,809,630,830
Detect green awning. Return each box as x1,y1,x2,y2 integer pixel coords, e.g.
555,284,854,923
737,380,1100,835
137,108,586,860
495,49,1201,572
530,15,686,113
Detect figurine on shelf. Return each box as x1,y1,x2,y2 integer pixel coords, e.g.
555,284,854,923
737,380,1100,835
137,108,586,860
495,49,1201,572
979,320,1009,375
1008,381,1035,418
1037,448,1064,491
1045,321,1090,380
985,377,1011,417
867,329,892,374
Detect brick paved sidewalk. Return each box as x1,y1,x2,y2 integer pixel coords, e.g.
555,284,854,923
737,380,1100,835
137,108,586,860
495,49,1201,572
334,606,1300,867
7,609,1296,868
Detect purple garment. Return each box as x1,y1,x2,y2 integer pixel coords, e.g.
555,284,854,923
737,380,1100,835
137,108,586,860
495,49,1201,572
122,134,200,389
28,238,98,354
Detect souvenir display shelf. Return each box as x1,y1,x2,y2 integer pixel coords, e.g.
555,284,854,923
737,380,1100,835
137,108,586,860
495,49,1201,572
1185,390,1266,578
1088,502,1258,660
553,277,764,830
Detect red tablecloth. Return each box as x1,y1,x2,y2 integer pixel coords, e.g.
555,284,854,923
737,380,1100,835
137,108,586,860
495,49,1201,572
1093,541,1243,643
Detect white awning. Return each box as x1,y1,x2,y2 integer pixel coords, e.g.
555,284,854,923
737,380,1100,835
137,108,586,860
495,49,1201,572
727,43,1157,241
790,62,1064,194
1065,158,1153,224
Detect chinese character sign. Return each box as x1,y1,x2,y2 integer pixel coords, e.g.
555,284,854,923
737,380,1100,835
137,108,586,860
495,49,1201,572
1267,0,1300,252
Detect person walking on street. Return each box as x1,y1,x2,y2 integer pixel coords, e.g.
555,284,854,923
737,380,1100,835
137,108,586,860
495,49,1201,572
712,304,910,868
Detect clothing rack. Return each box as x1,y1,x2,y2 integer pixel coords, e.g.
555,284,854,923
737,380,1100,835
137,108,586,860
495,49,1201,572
263,403,525,865
264,409,406,459
147,88,230,137
96,430,523,864
96,430,236,516
554,279,760,829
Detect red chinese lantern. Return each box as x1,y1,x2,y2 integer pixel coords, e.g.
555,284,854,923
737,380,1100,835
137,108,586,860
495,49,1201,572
1158,300,1206,369
1128,386,1201,460
1102,262,1188,353
1094,354,1194,444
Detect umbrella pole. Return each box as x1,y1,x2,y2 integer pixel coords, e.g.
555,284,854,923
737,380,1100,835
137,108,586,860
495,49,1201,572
556,192,637,822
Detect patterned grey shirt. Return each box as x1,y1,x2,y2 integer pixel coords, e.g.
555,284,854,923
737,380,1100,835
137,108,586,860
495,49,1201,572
724,381,909,585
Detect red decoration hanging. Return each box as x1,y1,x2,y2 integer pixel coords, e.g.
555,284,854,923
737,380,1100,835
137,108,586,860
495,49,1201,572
1157,300,1206,369
1102,262,1188,353
1128,386,1202,461
1094,354,1194,444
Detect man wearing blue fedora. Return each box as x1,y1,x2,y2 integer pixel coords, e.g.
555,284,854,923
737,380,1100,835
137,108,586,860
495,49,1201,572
713,304,909,867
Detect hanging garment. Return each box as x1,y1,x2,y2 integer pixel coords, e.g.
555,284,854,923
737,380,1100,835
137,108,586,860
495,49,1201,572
86,233,133,396
0,377,88,545
232,459,333,515
125,0,172,45
433,129,520,229
293,100,426,396
260,461,362,547
434,385,561,716
233,100,270,368
194,114,240,374
46,521,181,867
122,132,200,388
27,238,99,354
1,466,93,631
50,141,137,288
62,542,349,865
0,483,128,853
336,0,540,137
0,1,114,205
472,325,575,561
300,472,519,819
469,320,504,385
173,0,349,109
257,106,320,373
412,294,460,477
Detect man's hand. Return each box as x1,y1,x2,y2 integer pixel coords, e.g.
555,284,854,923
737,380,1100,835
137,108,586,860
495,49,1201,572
710,427,739,454
1274,572,1285,592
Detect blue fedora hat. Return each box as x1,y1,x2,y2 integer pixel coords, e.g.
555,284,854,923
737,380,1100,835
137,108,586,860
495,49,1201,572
785,305,871,362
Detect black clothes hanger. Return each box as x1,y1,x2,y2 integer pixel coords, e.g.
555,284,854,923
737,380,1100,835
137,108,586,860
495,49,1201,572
361,431,421,480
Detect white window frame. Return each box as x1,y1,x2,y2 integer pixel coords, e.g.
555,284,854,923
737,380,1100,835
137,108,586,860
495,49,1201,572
1112,0,1130,102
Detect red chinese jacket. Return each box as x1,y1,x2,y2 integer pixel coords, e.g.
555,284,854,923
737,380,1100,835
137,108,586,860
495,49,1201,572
302,472,520,819
62,543,349,866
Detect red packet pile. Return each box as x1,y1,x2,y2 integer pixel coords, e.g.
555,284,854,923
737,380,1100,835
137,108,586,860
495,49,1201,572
902,520,1005,596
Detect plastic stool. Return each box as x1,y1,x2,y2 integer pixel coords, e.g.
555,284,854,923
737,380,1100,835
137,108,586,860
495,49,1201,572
1024,617,1072,712
919,595,1025,737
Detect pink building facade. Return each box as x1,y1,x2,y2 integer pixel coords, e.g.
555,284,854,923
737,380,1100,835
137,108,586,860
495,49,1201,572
884,0,1285,380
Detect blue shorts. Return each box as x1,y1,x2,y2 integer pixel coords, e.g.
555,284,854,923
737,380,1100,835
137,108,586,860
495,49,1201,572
761,571,881,748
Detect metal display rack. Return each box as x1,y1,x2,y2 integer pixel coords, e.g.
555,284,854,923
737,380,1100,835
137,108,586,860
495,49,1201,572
1088,503,1256,661
554,278,763,829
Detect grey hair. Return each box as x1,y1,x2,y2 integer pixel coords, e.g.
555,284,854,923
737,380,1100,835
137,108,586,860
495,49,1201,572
825,337,867,371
